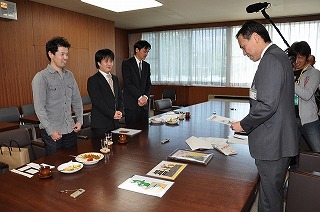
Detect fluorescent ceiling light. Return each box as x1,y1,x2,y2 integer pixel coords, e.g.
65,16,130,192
81,0,162,13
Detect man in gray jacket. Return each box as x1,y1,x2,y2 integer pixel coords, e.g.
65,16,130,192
231,21,298,212
32,37,83,155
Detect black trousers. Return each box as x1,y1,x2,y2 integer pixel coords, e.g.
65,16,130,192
125,107,148,125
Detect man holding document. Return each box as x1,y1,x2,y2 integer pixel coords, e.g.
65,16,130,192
230,21,298,212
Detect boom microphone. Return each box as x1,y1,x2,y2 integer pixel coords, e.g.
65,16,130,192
246,2,269,13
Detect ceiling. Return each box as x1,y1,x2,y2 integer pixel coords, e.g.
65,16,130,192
30,0,320,30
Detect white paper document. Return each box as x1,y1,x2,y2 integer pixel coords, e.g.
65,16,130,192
227,135,248,144
186,136,228,150
118,175,174,198
111,128,142,136
207,114,237,125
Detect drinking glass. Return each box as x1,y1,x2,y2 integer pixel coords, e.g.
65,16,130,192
101,138,108,151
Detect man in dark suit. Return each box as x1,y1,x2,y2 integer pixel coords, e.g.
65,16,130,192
87,49,123,138
231,21,298,212
122,40,152,125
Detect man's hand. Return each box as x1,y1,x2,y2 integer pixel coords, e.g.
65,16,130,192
51,131,62,142
72,122,82,132
230,121,244,133
114,111,122,120
138,96,148,106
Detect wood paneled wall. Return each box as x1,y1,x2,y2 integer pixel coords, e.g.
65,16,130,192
0,0,130,109
115,28,129,88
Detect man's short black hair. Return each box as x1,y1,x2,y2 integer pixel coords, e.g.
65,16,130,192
46,36,71,61
133,40,151,55
236,20,271,43
95,49,114,69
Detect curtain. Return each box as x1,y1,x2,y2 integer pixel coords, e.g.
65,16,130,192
142,20,320,88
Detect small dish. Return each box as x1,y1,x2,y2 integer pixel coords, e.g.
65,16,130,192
150,117,163,124
166,118,179,125
57,162,83,174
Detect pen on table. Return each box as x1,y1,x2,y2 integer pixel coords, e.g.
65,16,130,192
161,139,170,144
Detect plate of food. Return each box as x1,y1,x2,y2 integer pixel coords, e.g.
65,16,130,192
150,117,163,124
75,152,104,165
166,118,179,125
57,161,83,174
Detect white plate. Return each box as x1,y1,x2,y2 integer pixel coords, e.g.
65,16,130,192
150,117,163,124
166,119,179,125
75,152,104,165
57,162,83,174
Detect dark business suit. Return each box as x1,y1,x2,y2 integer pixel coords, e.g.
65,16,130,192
87,71,123,138
240,44,299,212
122,57,151,124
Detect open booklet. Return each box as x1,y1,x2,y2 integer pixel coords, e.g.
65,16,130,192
111,128,142,136
185,136,237,156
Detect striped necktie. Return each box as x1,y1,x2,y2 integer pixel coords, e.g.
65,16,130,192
107,74,114,95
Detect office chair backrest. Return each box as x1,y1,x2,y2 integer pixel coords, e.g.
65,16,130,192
162,89,176,102
21,104,36,117
82,95,91,105
0,107,20,122
0,128,36,161
154,99,172,111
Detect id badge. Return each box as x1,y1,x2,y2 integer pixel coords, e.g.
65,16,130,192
249,88,257,100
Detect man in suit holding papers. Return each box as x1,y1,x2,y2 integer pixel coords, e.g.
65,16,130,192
230,21,298,212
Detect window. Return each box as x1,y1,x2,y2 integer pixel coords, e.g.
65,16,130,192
142,20,320,87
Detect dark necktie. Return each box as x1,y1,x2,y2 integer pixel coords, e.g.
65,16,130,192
139,61,142,79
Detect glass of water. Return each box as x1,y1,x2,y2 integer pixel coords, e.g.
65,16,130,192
101,138,108,151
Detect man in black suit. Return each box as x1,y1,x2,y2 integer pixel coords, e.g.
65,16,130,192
87,49,123,138
122,40,152,125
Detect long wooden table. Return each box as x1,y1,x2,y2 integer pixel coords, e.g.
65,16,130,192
0,101,258,211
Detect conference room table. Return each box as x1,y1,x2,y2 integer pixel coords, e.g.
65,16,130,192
0,100,258,211
20,104,92,125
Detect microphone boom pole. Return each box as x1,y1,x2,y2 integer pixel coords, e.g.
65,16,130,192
261,9,290,48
